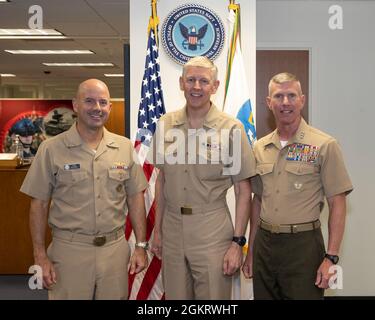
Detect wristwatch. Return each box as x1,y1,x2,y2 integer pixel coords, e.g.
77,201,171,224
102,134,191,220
232,236,246,247
324,253,339,264
135,241,149,250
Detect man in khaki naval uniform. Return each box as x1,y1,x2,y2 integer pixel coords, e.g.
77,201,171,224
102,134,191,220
242,72,353,299
150,56,256,299
20,79,149,299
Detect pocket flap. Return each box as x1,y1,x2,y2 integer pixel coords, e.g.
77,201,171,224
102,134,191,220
58,170,88,183
285,162,315,175
71,171,89,182
108,169,129,181
256,163,274,175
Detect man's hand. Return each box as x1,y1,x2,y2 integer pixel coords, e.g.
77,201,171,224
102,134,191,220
34,255,57,289
315,258,336,289
129,247,148,275
151,231,162,260
242,249,253,279
223,243,243,276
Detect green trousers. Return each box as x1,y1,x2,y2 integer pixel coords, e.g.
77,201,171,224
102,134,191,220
253,227,325,300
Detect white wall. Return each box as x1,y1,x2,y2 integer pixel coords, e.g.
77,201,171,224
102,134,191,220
129,0,256,138
257,0,375,296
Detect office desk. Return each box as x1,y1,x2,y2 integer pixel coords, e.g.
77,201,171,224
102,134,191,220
0,167,51,274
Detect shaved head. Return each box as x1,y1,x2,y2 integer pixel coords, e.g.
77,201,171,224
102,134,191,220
76,79,110,100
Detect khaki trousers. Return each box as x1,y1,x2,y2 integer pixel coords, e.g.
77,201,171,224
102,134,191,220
162,204,233,300
47,234,130,300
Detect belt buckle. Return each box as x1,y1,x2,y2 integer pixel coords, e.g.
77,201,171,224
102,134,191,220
181,207,192,215
270,224,279,234
291,225,298,234
93,235,106,246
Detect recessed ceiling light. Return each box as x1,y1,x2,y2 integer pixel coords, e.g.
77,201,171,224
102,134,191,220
0,74,16,77
0,29,66,39
0,29,62,35
104,74,124,77
0,36,67,39
42,63,114,67
5,50,94,54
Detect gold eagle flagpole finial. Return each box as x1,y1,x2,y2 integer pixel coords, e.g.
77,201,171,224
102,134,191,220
148,0,160,45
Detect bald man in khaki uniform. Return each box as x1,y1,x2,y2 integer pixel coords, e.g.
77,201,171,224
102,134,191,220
242,72,353,299
20,79,148,299
150,56,256,300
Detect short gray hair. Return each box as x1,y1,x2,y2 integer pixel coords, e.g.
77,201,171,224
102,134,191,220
182,56,218,81
268,72,302,95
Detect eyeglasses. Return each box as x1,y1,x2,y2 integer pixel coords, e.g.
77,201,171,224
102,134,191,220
82,98,110,107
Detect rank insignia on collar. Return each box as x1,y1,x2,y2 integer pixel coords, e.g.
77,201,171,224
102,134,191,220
286,143,319,163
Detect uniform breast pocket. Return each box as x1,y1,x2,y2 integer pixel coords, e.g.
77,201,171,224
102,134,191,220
255,163,274,196
196,149,224,180
108,169,129,200
163,140,183,177
284,162,319,193
56,170,89,201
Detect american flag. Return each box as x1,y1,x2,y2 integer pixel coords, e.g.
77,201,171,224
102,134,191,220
124,21,166,299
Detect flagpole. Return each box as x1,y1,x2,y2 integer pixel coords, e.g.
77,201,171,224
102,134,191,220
224,0,240,105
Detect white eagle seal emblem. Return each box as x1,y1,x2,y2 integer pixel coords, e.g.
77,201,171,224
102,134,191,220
161,4,225,65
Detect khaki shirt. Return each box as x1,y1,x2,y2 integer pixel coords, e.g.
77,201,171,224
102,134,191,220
251,118,353,224
20,124,148,234
151,104,256,206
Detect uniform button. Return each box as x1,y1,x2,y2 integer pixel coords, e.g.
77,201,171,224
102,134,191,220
183,187,187,190
276,190,280,194
97,194,100,199
96,212,100,216
184,169,188,173
275,208,278,212
96,176,100,180
278,171,281,175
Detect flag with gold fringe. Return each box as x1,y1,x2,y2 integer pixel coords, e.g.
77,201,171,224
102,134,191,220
223,0,256,300
223,1,256,146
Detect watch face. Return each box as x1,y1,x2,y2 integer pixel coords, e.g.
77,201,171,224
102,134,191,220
325,254,339,264
239,237,246,246
233,236,246,247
